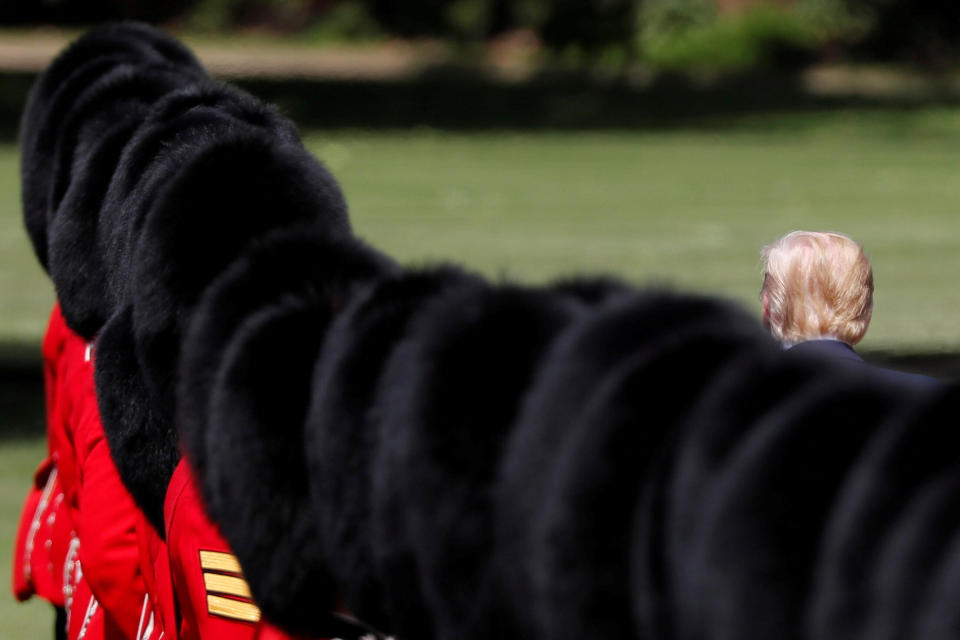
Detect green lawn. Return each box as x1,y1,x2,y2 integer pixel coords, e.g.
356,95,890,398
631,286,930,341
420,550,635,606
4,112,960,351
309,114,960,353
2,108,960,638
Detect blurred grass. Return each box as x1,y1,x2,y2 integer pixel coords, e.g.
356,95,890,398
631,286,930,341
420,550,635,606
2,113,960,350
306,114,960,353
0,147,51,343
0,437,54,640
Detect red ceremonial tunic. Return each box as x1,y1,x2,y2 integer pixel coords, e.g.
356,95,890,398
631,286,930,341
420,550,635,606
149,459,314,639
164,458,303,640
53,324,147,639
12,305,72,605
15,304,149,639
16,306,319,640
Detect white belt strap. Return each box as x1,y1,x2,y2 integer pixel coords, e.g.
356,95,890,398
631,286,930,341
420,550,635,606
77,596,98,640
23,467,58,582
136,593,159,640
62,533,81,628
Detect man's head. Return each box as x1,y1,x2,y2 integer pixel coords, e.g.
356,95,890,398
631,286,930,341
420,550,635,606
760,230,873,346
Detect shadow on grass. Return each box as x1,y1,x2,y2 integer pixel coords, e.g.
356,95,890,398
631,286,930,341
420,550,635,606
1,67,960,140
0,337,955,443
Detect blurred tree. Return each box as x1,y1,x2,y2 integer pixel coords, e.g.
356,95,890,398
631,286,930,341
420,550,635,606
846,0,960,64
640,1,820,72
0,0,641,61
187,0,336,31
638,0,716,54
359,0,513,40
0,0,195,24
519,0,640,58
361,0,639,56
361,0,454,36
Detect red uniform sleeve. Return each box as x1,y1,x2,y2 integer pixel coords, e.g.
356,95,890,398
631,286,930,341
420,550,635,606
166,460,309,640
11,460,70,605
42,304,70,454
70,349,148,640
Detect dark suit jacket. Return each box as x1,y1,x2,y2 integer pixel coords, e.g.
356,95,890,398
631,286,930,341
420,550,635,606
788,339,941,390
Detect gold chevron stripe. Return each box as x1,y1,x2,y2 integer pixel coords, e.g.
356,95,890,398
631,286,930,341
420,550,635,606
199,550,242,574
203,572,252,599
206,595,261,623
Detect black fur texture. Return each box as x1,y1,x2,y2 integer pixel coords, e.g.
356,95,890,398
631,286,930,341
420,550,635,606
491,291,760,636
370,276,502,640
804,387,960,640
206,298,335,630
673,379,915,640
527,316,767,640
97,82,300,309
93,305,180,535
386,283,582,640
77,74,331,536
305,266,484,633
25,27,355,545
196,234,392,635
20,22,202,271
180,228,395,496
47,63,203,337
129,128,351,425
547,274,632,305
630,346,823,640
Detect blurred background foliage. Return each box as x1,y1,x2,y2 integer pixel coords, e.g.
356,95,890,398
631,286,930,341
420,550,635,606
0,0,957,71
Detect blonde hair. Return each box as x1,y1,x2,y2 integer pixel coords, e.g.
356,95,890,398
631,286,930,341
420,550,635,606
760,230,873,345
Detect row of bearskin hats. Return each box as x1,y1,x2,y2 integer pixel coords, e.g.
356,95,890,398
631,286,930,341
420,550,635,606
21,22,960,640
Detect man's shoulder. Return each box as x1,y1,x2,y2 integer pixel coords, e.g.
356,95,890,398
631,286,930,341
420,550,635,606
862,363,942,391
788,340,941,391
787,339,862,362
